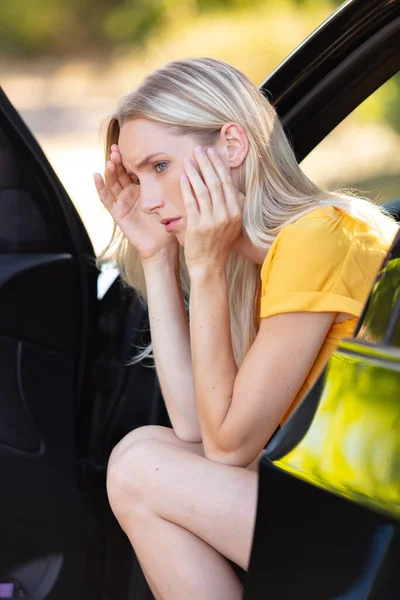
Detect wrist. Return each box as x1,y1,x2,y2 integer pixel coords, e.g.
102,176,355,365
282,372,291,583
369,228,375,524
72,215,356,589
141,246,180,269
188,264,227,284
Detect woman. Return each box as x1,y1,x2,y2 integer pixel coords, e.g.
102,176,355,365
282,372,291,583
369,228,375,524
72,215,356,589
93,57,398,599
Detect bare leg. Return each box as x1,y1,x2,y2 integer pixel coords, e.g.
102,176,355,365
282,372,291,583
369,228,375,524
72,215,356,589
139,561,163,600
107,439,259,599
123,506,243,599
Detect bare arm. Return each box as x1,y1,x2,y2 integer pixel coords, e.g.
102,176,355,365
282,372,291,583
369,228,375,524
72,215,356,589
142,247,202,442
189,267,337,467
93,145,201,441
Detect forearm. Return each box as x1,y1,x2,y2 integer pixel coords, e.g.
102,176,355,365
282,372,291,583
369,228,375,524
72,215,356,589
142,249,201,442
188,268,238,456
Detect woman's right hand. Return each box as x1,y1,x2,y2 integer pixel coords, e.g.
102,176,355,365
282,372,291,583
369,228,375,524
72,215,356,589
93,144,178,260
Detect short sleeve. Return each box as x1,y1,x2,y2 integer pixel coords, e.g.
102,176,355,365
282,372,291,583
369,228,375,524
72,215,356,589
259,208,387,320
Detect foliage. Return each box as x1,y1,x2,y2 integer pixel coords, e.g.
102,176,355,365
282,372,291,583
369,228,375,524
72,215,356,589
0,0,335,57
0,0,167,56
356,73,400,134
102,0,167,49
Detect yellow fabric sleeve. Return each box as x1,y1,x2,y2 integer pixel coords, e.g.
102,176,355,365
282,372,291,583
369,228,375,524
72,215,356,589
260,207,387,320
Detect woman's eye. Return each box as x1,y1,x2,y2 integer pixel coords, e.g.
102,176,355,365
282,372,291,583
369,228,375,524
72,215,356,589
131,161,168,185
155,161,168,173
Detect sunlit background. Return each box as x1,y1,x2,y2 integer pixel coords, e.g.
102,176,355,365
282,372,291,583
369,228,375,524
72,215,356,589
1,0,399,255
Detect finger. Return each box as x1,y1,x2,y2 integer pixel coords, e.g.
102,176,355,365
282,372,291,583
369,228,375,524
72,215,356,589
93,173,114,212
183,158,212,215
104,160,123,198
206,148,240,216
110,150,133,189
180,173,199,221
109,143,120,160
193,146,227,217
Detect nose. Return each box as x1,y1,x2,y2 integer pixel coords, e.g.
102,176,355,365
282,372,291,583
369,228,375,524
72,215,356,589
139,182,165,215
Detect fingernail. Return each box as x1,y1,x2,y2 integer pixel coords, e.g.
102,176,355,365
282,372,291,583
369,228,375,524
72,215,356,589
195,146,205,155
207,147,215,155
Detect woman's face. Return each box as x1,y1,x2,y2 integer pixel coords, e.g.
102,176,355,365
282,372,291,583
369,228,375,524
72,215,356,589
118,118,240,247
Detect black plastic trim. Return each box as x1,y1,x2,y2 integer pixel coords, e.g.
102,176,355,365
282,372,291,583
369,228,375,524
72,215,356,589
260,0,400,113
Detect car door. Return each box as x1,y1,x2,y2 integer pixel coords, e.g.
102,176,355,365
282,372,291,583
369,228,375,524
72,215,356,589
0,85,169,600
0,87,102,599
245,0,400,598
246,230,400,600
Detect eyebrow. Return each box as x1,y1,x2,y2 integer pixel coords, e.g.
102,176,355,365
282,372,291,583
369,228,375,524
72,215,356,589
126,152,167,175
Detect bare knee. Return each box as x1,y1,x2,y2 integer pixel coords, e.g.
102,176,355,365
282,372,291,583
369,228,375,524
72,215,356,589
106,426,204,509
108,425,175,471
107,424,200,492
107,434,195,518
126,424,177,444
106,439,156,520
108,425,205,473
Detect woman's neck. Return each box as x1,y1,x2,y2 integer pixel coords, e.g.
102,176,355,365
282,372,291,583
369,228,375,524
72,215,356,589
234,233,267,265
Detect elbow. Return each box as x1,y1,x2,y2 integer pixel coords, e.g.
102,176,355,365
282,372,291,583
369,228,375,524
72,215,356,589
203,445,254,468
203,436,262,468
173,425,202,444
204,449,251,468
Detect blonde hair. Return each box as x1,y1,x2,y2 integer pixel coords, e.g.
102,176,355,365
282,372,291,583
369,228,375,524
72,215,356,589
98,57,398,367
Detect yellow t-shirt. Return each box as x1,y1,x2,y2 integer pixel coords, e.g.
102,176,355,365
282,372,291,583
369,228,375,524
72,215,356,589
259,206,391,424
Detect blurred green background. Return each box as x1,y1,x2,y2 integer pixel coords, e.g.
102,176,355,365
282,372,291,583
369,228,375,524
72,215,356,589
1,0,399,253
2,0,342,59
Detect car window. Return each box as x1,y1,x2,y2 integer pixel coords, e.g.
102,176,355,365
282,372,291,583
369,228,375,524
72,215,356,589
300,73,400,207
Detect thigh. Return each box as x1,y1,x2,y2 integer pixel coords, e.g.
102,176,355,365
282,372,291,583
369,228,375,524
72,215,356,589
114,439,259,571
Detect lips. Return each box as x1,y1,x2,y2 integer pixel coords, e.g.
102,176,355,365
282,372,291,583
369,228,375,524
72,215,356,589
160,218,180,225
162,217,181,233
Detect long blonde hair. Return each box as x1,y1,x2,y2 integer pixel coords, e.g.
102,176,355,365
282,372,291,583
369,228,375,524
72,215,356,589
98,57,398,367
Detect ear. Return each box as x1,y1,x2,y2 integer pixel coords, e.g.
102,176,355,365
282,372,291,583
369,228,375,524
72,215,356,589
218,122,249,168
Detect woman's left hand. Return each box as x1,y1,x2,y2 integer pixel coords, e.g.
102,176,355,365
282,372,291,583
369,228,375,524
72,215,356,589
181,146,245,274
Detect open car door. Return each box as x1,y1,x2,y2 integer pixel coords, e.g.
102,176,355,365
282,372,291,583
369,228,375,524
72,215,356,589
0,87,100,599
245,0,400,597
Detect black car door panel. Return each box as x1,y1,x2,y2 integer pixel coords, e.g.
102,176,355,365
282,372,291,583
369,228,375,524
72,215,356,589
0,254,77,352
0,335,46,455
0,87,100,599
245,461,399,600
